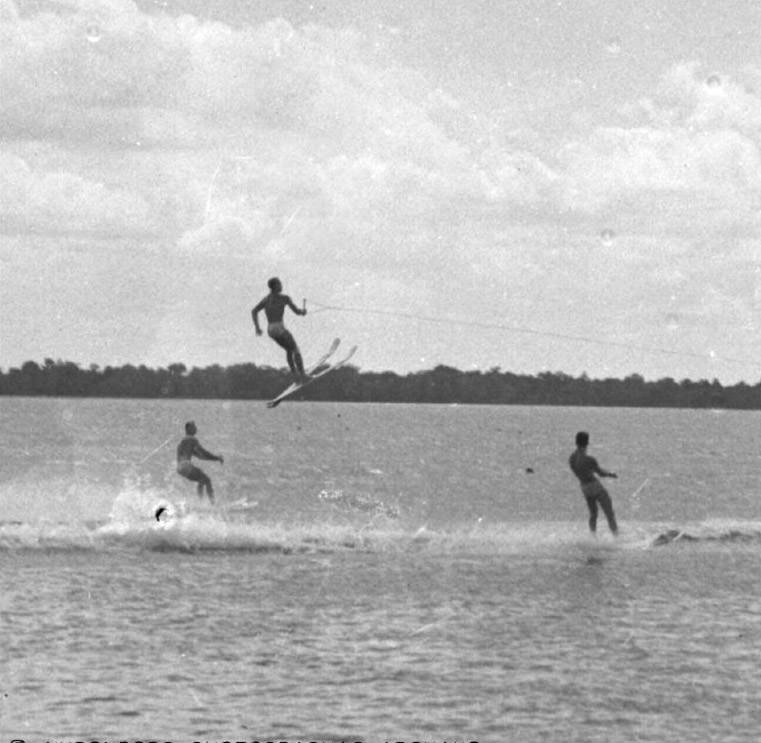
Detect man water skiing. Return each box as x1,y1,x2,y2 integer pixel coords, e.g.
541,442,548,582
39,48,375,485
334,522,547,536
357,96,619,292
176,421,224,503
252,277,308,382
569,430,618,535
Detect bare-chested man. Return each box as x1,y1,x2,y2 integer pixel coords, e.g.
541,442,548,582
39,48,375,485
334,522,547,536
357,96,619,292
176,421,223,503
569,430,618,535
251,277,308,381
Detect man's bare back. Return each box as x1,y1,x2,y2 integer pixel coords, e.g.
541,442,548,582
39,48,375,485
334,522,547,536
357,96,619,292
251,277,307,380
260,293,297,324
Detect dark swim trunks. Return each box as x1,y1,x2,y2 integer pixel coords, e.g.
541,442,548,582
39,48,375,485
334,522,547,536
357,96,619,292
177,460,204,482
580,479,608,500
267,321,297,351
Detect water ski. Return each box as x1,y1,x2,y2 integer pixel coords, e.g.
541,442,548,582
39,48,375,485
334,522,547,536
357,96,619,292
267,339,357,408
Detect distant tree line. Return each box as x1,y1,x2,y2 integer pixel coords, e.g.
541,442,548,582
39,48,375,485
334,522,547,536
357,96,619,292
1,358,760,409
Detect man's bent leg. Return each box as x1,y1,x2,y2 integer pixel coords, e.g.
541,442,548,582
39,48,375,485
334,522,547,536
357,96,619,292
598,490,618,534
293,347,305,377
198,472,213,500
585,495,598,533
198,478,214,503
185,466,212,501
286,349,298,376
274,333,301,377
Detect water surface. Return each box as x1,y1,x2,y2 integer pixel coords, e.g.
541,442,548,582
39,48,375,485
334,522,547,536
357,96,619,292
2,398,761,741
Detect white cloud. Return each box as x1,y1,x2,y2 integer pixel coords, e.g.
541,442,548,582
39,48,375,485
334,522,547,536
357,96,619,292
4,2,761,260
0,152,151,236
0,0,18,23
1,2,526,248
556,64,761,232
560,126,761,209
178,214,275,256
652,61,761,131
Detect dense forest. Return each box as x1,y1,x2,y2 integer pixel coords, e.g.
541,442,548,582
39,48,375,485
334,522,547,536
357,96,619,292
1,358,760,409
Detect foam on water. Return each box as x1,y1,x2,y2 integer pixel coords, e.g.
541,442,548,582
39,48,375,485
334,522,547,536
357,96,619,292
4,482,761,555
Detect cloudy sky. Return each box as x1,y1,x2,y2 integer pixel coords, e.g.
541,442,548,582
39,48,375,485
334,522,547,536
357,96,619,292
2,0,761,382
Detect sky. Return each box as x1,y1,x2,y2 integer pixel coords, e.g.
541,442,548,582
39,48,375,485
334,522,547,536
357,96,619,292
2,0,761,383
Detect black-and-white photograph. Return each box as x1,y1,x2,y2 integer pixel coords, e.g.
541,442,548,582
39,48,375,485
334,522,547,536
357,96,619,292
2,1,761,741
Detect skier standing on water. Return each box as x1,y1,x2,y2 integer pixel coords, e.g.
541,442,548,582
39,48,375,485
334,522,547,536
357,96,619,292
569,430,619,535
176,421,224,503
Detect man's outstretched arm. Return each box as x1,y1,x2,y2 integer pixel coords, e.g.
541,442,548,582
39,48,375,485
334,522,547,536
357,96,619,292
193,441,224,463
588,455,616,478
596,463,617,478
285,296,306,316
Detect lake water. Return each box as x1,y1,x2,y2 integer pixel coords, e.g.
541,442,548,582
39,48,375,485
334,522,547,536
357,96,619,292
2,397,761,742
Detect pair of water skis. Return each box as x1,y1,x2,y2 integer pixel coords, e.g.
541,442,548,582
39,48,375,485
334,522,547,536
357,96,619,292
266,338,357,408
